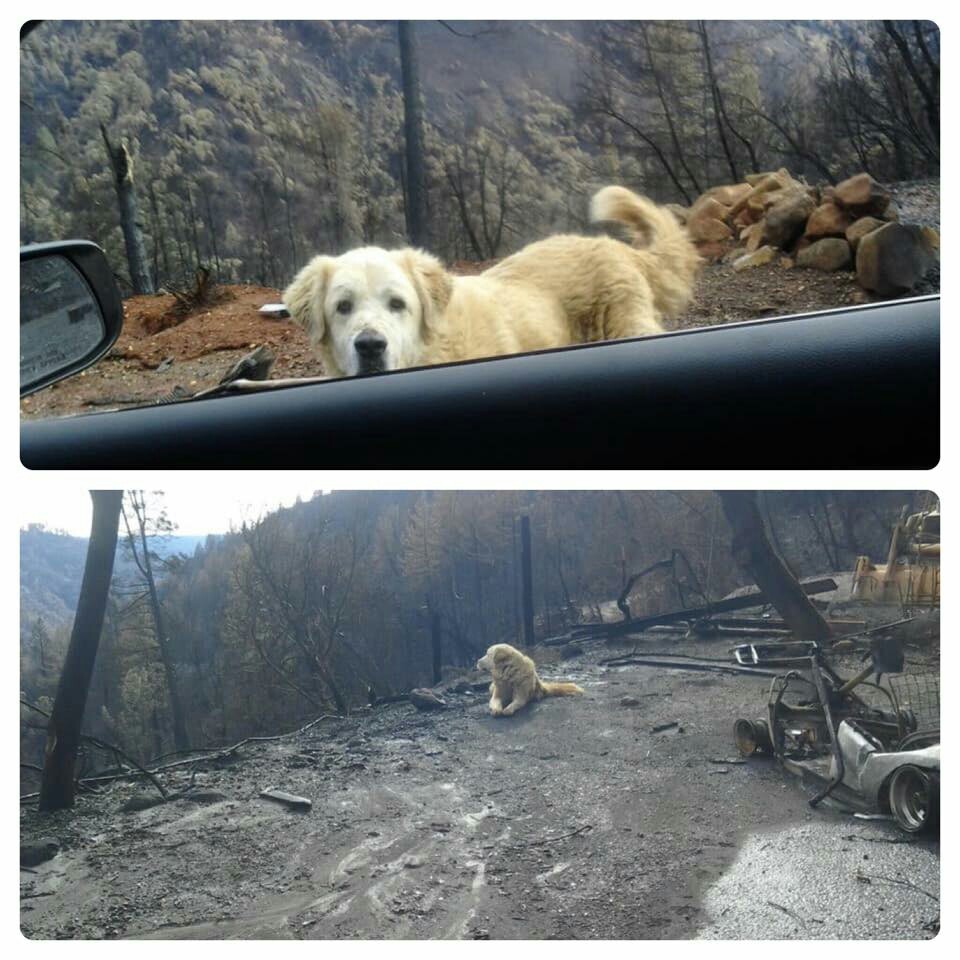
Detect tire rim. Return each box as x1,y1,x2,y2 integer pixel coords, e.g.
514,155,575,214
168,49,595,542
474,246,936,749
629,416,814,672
889,765,931,832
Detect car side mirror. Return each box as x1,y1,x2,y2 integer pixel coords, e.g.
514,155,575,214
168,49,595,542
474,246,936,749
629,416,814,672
20,241,124,397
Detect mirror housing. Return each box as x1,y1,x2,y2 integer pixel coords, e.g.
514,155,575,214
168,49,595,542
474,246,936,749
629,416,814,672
20,240,124,397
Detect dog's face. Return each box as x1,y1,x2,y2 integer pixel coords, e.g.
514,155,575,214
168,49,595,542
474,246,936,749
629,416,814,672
284,247,453,377
477,644,511,674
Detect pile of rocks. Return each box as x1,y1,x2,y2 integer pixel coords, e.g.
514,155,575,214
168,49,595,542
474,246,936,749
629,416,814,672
676,169,939,296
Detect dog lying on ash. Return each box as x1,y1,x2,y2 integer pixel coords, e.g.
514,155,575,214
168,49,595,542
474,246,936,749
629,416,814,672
283,186,700,377
476,643,584,717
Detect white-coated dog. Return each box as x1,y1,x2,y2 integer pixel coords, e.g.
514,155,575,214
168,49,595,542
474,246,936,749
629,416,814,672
284,186,700,377
476,643,584,717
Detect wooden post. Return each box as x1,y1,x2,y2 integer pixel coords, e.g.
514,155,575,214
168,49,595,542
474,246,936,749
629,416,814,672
520,515,535,647
39,491,123,811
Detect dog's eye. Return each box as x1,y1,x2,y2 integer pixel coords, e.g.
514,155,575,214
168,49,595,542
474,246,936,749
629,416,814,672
336,299,353,315
388,297,406,312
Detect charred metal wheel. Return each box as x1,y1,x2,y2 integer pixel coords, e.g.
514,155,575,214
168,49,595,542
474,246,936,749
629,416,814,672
734,718,769,757
888,765,939,834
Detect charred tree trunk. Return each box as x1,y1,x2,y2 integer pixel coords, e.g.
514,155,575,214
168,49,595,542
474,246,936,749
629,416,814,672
398,21,429,247
123,495,191,753
185,185,203,272
203,190,222,281
38,491,123,812
144,556,191,753
429,606,443,684
718,492,832,644
99,124,154,295
519,515,535,647
699,22,740,184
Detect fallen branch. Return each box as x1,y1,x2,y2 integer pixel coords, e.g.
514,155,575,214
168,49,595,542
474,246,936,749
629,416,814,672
616,558,675,620
81,734,168,799
543,578,838,646
20,700,168,801
88,713,347,787
20,700,51,719
855,871,939,902
766,900,810,927
599,654,784,679
437,20,502,38
842,833,917,845
516,824,593,847
151,713,346,773
20,709,347,802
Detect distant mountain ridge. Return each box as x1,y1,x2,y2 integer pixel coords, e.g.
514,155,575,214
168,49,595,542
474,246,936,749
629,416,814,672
19,525,214,640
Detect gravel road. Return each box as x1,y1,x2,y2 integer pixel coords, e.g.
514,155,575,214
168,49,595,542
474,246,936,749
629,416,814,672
21,636,939,940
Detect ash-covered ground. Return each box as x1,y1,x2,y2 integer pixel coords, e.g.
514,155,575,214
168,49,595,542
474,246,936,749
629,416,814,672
21,622,939,941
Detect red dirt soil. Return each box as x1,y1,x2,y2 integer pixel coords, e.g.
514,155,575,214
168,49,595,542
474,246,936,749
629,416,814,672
21,285,316,420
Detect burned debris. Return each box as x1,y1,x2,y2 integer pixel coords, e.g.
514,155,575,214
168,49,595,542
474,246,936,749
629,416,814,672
727,502,940,835
733,639,939,834
567,495,942,838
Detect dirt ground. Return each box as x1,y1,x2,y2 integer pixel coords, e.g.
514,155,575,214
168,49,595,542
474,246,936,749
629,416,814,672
20,179,939,421
20,624,939,940
20,285,312,420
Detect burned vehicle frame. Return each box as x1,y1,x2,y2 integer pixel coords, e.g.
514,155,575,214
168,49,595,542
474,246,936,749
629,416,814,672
734,638,939,834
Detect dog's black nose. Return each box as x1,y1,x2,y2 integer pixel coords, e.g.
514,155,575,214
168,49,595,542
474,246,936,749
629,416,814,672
355,331,387,358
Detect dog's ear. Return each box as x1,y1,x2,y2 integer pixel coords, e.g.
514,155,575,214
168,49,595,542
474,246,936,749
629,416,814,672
283,256,333,341
395,249,453,337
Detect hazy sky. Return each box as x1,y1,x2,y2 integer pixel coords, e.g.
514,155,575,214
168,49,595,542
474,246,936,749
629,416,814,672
19,483,328,537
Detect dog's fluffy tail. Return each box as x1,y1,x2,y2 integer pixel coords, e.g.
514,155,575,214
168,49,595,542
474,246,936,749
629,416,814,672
538,680,585,698
589,185,700,321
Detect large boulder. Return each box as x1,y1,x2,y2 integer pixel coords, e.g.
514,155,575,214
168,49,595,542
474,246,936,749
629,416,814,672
702,182,752,207
741,222,764,252
409,688,447,711
797,237,853,272
805,201,852,239
845,216,886,251
763,189,816,249
21,838,60,867
733,245,777,272
747,196,767,220
688,196,729,226
688,216,733,243
728,168,795,219
745,170,781,186
833,173,891,217
744,223,764,253
856,222,937,295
